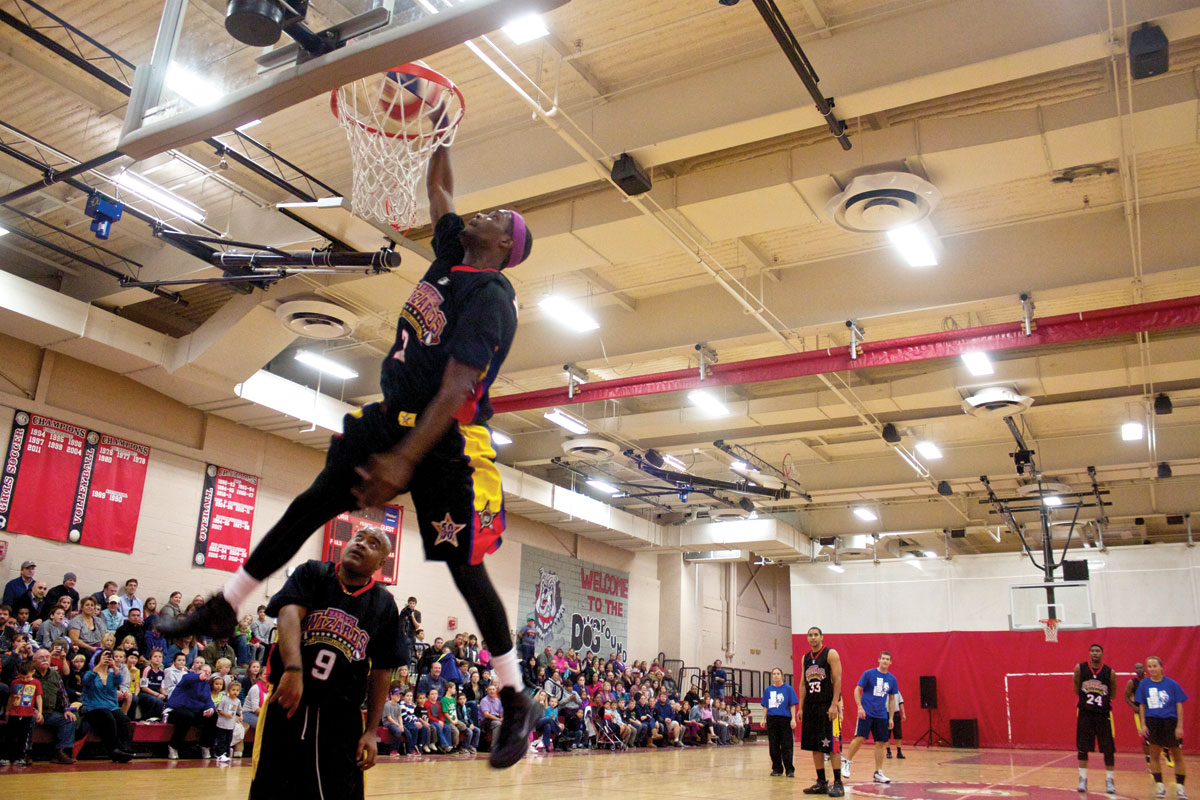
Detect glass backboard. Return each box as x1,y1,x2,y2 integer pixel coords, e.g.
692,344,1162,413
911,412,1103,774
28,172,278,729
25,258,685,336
1009,580,1095,630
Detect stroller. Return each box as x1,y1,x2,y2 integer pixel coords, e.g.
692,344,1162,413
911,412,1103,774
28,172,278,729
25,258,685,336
593,709,627,752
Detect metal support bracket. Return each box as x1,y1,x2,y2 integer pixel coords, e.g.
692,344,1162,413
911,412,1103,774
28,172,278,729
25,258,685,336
846,320,865,360
696,343,718,380
1020,292,1036,336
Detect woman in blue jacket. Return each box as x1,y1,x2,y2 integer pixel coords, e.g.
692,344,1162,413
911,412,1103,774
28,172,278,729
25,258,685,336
81,649,133,762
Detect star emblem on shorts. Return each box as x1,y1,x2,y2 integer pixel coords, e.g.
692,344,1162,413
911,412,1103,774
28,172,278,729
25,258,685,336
478,501,495,531
432,513,466,547
822,737,831,747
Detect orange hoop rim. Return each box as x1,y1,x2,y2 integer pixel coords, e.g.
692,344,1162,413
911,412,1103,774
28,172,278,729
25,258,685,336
330,61,465,140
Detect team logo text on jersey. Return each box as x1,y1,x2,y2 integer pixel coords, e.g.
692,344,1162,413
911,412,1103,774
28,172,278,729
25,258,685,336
432,513,465,547
805,663,828,686
400,282,448,345
303,608,370,661
1081,678,1109,697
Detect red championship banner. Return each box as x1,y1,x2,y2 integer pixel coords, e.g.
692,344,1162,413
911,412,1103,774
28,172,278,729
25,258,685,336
194,465,258,571
1,411,152,552
323,505,402,585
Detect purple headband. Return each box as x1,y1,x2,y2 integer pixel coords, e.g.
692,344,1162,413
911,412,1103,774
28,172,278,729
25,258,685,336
505,210,528,269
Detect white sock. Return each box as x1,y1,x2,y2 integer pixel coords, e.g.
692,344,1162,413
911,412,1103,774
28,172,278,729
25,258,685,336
491,649,525,691
222,568,260,610
1106,770,1114,780
1080,768,1088,779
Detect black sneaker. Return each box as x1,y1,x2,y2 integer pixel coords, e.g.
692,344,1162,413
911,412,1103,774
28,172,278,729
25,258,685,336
155,592,238,639
803,783,829,795
786,771,796,778
771,771,784,777
489,687,540,769
829,784,845,797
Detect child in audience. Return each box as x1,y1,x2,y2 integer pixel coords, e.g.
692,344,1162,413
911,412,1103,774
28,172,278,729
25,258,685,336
2,658,41,766
214,679,241,763
400,689,429,755
426,687,453,752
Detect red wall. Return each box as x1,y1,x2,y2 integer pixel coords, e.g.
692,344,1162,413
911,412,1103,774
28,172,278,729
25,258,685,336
792,627,1200,752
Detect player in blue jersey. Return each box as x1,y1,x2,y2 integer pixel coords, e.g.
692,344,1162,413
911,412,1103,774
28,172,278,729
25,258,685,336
1136,656,1188,800
160,138,539,769
842,651,898,784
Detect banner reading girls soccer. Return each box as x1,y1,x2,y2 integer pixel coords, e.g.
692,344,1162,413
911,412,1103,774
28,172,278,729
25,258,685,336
1,410,151,553
517,545,628,661
193,465,258,571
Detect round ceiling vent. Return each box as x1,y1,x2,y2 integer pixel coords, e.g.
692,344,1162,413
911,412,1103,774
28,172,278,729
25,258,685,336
709,507,751,522
961,387,1034,418
1017,481,1073,498
276,300,359,340
560,437,621,462
826,172,942,233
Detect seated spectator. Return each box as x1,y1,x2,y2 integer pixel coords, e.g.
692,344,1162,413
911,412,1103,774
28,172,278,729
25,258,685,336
36,607,68,650
478,684,503,745
162,652,189,700
654,691,683,747
543,669,566,701
536,645,554,673
31,648,76,763
477,638,491,672
138,649,168,720
728,702,745,742
250,605,273,664
565,649,580,678
100,596,124,631
159,592,183,623
11,606,33,636
634,694,655,745
416,661,448,698
143,622,167,661
183,594,205,616
416,636,443,675
605,699,636,747
412,691,433,753
558,690,585,750
81,649,133,762
47,639,71,676
2,632,36,699
397,689,429,755
448,686,480,754
238,660,263,688
65,652,88,703
552,648,568,676
382,686,406,752
242,673,267,731
2,560,35,608
14,581,49,628
531,691,560,751
202,635,236,667
392,663,413,693
463,634,480,667
232,614,255,666
117,579,142,619
425,687,453,752
88,632,118,668
121,649,140,715
115,608,149,654
165,664,215,759
44,573,79,615
680,700,705,744
142,597,159,626
164,634,200,668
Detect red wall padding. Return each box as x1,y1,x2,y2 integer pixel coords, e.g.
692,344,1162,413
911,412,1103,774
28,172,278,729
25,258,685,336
793,627,1199,752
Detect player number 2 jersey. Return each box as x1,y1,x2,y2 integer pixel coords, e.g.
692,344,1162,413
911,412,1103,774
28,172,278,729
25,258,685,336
380,213,518,426
266,560,405,707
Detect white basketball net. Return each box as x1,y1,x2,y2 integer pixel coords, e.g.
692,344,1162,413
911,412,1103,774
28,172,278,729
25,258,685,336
332,68,463,231
1040,618,1059,643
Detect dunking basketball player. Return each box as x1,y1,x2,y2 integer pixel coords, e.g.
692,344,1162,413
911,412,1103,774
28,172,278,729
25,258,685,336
250,527,403,800
1074,643,1118,794
160,138,540,769
801,627,844,797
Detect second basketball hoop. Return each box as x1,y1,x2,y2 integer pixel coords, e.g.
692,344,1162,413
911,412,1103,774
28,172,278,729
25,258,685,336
331,61,465,231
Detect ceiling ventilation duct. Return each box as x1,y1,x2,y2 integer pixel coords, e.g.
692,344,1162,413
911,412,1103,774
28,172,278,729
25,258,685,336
276,300,359,339
818,535,900,560
961,387,1034,418
560,437,621,462
826,172,941,232
1017,481,1073,500
709,507,752,522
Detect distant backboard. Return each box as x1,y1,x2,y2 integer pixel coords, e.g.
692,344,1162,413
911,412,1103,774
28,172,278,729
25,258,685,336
1009,581,1095,631
118,0,568,160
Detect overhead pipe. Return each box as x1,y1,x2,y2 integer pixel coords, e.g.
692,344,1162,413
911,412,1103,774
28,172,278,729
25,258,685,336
493,294,1200,413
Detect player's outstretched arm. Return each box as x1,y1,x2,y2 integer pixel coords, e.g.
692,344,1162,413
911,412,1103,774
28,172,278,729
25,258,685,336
427,144,454,226
353,358,480,508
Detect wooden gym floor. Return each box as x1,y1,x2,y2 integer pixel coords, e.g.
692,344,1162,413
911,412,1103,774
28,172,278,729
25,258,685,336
0,741,1184,798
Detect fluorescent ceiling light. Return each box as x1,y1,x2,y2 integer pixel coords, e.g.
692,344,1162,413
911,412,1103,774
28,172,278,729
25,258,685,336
586,478,620,495
235,119,262,131
491,429,513,446
914,441,943,460
688,389,729,417
729,460,748,472
165,63,224,106
923,550,938,558
538,296,599,332
1086,558,1105,570
1043,495,1062,506
886,223,937,267
1120,421,1144,441
112,170,207,223
662,453,686,470
853,507,878,522
0,226,8,236
294,350,358,380
960,351,993,376
827,563,845,573
502,13,550,44
544,408,589,435
234,370,354,433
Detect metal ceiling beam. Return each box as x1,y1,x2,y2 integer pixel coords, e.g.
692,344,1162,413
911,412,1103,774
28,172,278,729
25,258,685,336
492,294,1200,413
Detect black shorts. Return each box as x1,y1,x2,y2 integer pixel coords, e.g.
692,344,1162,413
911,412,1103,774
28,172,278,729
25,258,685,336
891,710,903,740
855,715,890,742
251,701,364,800
801,704,835,752
1076,712,1114,753
327,402,506,566
1145,716,1181,749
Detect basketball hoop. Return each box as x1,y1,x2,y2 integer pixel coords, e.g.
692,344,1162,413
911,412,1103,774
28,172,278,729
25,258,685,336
782,453,795,482
331,62,464,231
1039,618,1059,643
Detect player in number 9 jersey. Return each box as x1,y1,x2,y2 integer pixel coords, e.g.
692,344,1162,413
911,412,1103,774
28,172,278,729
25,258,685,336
250,528,406,800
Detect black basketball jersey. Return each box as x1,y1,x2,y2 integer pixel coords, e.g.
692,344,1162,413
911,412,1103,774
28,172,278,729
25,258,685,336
379,213,519,426
266,560,405,707
802,647,834,707
1078,662,1114,714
